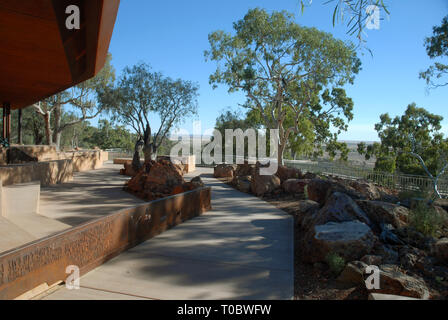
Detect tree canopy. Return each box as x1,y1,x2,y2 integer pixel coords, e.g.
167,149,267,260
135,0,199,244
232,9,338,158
98,62,199,162
420,15,448,90
299,0,390,49
358,103,448,176
33,54,115,148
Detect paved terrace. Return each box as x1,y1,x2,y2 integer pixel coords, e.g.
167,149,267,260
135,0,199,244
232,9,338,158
38,165,293,300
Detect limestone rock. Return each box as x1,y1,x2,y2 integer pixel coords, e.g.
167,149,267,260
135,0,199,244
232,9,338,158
370,265,430,299
275,166,302,183
235,162,255,177
295,200,320,228
361,255,383,266
125,160,186,201
121,162,138,177
232,175,252,193
305,179,333,205
303,221,375,263
432,238,448,263
312,192,371,227
306,179,364,206
214,164,236,179
303,172,318,180
250,163,281,196
337,261,369,286
190,176,205,188
349,180,381,200
357,200,409,229
434,199,448,213
282,179,311,194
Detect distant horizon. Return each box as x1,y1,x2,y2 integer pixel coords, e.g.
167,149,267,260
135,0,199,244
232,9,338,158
167,134,379,144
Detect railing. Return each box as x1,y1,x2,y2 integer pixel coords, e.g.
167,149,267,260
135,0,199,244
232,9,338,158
284,160,448,196
106,149,133,161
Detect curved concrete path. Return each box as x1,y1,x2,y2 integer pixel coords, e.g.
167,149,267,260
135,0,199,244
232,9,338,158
41,167,293,300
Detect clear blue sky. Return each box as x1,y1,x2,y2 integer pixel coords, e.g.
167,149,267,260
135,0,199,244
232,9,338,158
103,0,448,142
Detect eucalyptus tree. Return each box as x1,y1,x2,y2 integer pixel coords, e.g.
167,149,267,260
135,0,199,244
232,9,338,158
299,0,390,49
206,8,361,165
98,62,198,166
420,15,448,90
33,54,115,149
357,104,448,199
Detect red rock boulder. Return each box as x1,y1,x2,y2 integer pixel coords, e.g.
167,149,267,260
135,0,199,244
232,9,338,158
282,179,310,194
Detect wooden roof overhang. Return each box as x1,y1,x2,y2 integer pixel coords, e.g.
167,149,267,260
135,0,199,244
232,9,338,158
0,0,120,110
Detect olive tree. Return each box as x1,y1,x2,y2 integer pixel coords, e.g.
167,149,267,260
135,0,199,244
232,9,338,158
205,8,361,165
98,63,198,167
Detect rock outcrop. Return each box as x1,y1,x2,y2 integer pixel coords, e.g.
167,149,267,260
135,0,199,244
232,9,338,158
357,201,409,230
370,265,430,299
275,165,302,183
250,163,281,196
282,179,310,194
303,221,376,263
214,164,237,179
125,160,199,201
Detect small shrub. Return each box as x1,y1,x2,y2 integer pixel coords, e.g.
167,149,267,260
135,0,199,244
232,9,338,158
409,203,447,237
398,190,427,201
325,253,346,276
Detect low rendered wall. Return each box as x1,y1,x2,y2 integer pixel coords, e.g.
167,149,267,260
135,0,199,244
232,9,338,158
0,160,73,187
69,151,108,173
7,145,58,161
0,150,109,187
0,186,211,300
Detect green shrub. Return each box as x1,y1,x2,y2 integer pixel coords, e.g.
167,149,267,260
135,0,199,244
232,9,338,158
398,190,427,201
409,203,447,237
304,184,309,200
325,253,346,276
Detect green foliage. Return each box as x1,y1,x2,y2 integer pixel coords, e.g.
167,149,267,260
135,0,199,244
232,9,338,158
84,119,136,151
206,8,360,164
358,103,448,175
325,252,346,276
9,108,45,145
420,15,448,89
299,0,390,49
409,203,447,237
213,109,263,162
33,53,116,148
398,190,431,202
374,156,396,173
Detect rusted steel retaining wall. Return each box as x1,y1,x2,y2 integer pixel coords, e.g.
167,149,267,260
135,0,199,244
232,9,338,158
0,187,211,300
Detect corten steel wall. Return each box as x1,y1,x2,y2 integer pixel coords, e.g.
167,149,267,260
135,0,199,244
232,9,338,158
0,187,211,300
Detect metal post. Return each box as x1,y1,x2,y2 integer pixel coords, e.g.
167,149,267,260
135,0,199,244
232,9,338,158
2,103,6,141
18,108,23,145
5,103,11,144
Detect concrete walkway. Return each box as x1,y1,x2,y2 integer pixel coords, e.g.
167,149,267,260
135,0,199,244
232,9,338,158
39,163,145,226
40,167,293,300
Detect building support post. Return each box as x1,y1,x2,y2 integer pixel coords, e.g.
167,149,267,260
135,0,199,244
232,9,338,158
5,103,11,144
2,103,6,141
18,108,23,145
